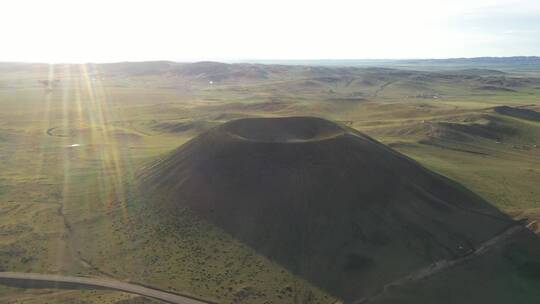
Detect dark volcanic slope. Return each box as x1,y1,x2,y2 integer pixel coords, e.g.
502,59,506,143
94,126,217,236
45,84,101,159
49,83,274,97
494,105,540,121
141,117,514,301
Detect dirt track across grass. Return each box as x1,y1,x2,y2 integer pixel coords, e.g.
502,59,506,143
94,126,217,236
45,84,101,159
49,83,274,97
0,272,213,304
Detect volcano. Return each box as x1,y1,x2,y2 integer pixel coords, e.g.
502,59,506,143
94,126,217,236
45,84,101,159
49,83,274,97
141,117,515,301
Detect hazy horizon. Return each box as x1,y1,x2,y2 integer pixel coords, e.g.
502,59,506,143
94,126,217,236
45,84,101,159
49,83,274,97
2,56,540,66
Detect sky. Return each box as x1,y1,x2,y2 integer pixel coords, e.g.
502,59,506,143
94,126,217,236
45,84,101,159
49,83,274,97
1,0,539,63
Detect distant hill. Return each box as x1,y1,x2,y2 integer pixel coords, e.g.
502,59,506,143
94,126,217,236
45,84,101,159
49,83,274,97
236,57,540,75
237,56,540,65
3,58,540,84
494,106,540,121
398,56,540,65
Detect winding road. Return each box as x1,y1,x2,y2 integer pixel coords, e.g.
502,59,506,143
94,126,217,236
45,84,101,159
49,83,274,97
0,272,212,304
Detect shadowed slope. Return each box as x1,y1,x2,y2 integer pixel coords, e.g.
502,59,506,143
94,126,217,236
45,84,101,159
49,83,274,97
141,117,514,301
494,106,540,121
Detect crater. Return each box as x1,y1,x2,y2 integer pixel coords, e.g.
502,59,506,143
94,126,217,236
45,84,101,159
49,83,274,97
222,117,346,143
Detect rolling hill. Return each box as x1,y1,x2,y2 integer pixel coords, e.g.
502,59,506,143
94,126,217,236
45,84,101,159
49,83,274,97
2,60,540,303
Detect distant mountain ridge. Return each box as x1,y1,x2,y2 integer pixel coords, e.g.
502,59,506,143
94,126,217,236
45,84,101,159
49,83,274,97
2,56,540,67
399,56,540,65
237,56,540,68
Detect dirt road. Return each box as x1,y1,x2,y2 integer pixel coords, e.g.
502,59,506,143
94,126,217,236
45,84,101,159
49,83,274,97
0,272,212,304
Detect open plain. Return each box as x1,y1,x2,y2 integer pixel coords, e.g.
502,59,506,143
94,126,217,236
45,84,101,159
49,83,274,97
0,60,540,303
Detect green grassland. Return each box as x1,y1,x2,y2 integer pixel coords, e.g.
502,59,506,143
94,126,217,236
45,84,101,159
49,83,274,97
0,285,160,304
0,62,539,303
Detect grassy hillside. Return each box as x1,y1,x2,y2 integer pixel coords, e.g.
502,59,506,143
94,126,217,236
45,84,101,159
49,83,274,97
367,230,540,304
0,62,539,303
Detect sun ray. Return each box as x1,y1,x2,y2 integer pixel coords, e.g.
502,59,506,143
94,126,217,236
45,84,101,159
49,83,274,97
78,64,132,224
